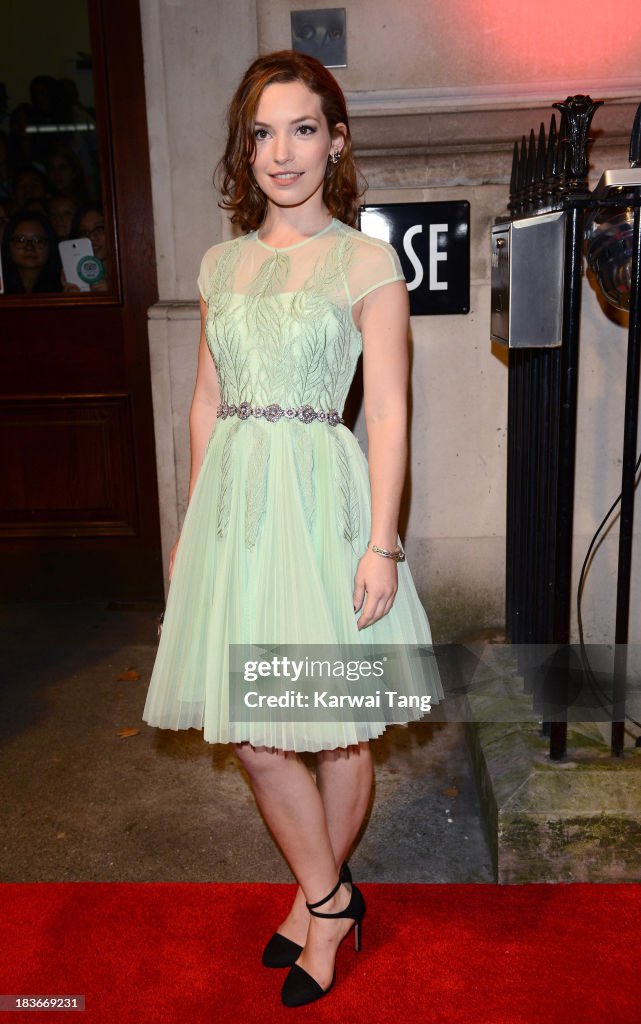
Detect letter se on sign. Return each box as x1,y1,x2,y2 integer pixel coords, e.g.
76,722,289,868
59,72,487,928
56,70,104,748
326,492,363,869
359,202,470,316
403,223,448,292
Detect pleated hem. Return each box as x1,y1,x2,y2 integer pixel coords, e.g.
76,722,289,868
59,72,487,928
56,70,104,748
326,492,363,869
142,715,429,753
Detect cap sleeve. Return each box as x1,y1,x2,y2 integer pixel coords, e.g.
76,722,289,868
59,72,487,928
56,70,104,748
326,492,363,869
348,237,406,305
197,246,218,301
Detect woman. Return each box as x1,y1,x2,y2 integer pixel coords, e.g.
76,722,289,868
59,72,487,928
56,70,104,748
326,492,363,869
45,144,87,204
1,211,62,294
48,192,78,241
143,51,441,1008
67,204,111,292
11,167,48,209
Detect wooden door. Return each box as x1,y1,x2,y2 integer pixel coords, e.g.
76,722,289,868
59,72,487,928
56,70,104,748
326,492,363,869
0,0,162,599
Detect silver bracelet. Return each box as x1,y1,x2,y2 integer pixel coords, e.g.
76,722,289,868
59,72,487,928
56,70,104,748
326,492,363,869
368,541,406,563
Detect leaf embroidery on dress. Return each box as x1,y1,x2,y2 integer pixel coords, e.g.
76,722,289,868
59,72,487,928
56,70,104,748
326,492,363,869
214,322,251,402
294,322,329,405
320,316,351,408
209,240,242,301
245,251,291,394
247,252,289,331
245,431,270,549
333,433,360,548
216,423,239,539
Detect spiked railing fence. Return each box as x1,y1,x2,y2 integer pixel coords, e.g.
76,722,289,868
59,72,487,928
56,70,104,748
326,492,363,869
502,96,641,759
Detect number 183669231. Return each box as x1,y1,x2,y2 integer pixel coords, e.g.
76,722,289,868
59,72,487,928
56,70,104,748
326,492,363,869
0,995,86,1011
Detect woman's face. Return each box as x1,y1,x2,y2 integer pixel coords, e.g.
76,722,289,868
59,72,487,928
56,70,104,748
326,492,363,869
14,170,46,206
10,220,49,271
250,81,344,212
48,154,74,192
49,196,77,239
78,210,107,261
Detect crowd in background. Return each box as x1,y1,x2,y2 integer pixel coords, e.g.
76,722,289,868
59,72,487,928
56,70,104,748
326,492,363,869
0,74,111,294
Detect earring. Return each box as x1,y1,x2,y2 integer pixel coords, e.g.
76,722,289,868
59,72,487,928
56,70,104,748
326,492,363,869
330,150,341,164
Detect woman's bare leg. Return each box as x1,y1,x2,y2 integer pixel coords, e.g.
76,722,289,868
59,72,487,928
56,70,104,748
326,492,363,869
274,742,373,945
235,740,371,988
316,742,373,864
234,743,338,899
285,746,374,942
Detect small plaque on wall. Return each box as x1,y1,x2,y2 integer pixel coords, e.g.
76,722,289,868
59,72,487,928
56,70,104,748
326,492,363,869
359,202,470,316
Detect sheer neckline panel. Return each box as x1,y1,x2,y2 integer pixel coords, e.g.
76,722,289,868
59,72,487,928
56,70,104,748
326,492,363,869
254,218,336,252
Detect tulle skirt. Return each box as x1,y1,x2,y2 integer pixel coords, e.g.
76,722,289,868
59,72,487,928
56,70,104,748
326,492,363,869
143,417,442,751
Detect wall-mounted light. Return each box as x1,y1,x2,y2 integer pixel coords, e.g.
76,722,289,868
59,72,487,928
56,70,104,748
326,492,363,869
585,111,641,312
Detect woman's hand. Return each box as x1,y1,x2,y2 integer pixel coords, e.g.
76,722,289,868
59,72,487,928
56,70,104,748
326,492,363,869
353,548,398,629
168,537,180,582
61,270,80,293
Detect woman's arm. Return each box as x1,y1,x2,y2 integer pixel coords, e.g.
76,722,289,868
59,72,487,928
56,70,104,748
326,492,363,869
168,296,220,581
352,280,410,629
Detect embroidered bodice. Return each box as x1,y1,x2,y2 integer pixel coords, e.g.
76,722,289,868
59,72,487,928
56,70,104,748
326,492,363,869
197,218,404,413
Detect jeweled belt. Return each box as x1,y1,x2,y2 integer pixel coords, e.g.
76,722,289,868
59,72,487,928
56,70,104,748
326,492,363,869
217,401,344,426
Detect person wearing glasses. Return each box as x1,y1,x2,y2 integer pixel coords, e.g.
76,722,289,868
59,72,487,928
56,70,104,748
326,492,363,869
1,211,62,294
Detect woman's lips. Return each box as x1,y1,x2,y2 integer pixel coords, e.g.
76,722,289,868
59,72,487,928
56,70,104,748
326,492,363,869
269,172,303,186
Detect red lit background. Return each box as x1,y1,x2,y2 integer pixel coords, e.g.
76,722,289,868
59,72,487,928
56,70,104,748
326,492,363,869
454,0,641,84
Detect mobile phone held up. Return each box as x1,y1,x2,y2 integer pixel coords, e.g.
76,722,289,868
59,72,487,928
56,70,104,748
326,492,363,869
59,238,104,292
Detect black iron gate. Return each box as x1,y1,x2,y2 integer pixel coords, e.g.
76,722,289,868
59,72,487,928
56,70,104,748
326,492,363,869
500,96,641,759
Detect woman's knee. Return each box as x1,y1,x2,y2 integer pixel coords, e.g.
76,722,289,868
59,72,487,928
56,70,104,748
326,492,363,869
316,741,372,768
233,742,297,782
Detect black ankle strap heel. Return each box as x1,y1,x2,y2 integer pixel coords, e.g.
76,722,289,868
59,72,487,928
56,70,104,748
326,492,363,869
305,876,342,909
281,878,366,1007
262,861,352,969
305,877,365,952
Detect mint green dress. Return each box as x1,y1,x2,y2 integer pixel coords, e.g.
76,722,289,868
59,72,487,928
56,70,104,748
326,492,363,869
143,218,442,751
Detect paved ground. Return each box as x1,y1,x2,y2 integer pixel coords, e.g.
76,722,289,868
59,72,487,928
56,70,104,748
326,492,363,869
0,601,493,883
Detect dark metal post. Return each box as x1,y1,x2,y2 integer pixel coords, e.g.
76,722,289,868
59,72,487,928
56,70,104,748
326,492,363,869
612,205,641,755
548,203,583,759
548,97,601,759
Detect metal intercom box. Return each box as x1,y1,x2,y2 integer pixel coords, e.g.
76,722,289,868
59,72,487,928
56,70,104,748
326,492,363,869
490,211,566,348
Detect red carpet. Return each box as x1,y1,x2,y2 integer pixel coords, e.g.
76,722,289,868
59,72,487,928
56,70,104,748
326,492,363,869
0,883,638,1023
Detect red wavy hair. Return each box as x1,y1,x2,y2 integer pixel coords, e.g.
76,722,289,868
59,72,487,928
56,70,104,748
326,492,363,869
216,50,364,232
